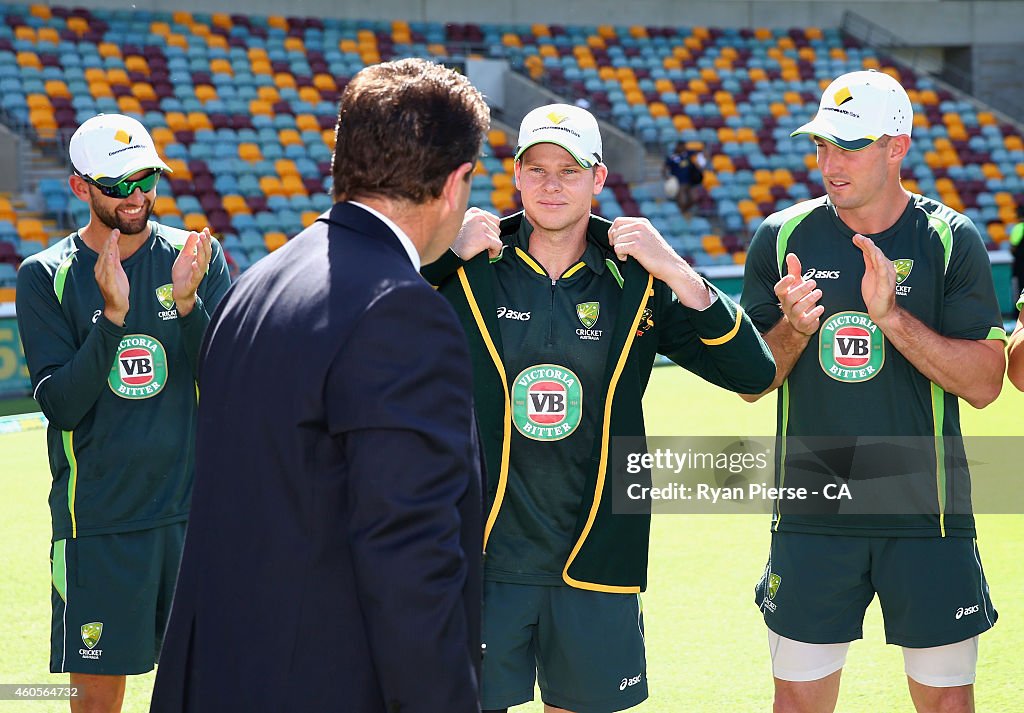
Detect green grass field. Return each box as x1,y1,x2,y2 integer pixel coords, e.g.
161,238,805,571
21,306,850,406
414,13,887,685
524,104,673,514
1,370,1021,712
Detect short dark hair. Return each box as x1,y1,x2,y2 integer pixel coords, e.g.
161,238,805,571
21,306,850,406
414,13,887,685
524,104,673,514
331,58,489,204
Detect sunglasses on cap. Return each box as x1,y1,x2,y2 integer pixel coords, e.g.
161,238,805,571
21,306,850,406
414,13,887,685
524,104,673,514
76,169,161,198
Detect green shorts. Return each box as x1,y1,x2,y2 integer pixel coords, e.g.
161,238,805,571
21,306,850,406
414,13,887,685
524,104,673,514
50,522,185,674
754,531,997,648
482,580,648,713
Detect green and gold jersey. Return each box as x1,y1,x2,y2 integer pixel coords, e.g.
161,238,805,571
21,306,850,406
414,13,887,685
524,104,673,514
485,221,624,585
16,223,231,541
742,194,1005,538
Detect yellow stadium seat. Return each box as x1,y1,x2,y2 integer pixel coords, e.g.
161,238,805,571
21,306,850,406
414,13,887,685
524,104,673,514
491,189,516,213
988,223,1008,242
183,213,208,232
151,127,175,146
531,23,551,37
284,37,304,52
625,90,644,106
89,81,113,99
273,73,297,90
26,94,50,111
125,56,150,74
982,164,1003,180
17,52,42,70
295,114,320,133
259,176,284,197
38,26,59,44
717,127,736,144
502,33,523,48
700,68,718,83
17,218,46,241
702,235,725,255
211,13,232,29
650,103,669,118
251,60,272,75
117,96,142,114
1005,136,1024,152
238,144,262,162
672,115,693,131
14,26,35,42
107,68,129,86
84,67,106,83
194,85,217,103
278,130,303,147
749,68,767,82
629,25,648,39
977,112,996,126
164,160,191,179
161,112,187,133
165,33,188,49
298,87,320,104
265,233,288,252
711,155,733,172
313,74,337,92
301,211,320,228
210,58,232,75
321,130,336,150
67,16,89,34
267,15,289,31
733,251,747,265
222,195,249,215
488,129,507,147
153,196,180,216
275,159,299,177
597,25,616,39
187,112,211,131
249,100,273,117
773,169,794,187
281,176,306,196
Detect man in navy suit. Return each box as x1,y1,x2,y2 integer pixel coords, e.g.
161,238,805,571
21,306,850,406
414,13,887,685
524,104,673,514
150,58,491,713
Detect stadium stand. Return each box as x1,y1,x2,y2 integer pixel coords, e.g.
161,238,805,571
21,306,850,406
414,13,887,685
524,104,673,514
0,4,1022,279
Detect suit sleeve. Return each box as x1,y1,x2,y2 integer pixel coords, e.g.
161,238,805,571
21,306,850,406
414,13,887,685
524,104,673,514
325,282,480,713
16,259,125,431
655,280,776,393
178,238,232,379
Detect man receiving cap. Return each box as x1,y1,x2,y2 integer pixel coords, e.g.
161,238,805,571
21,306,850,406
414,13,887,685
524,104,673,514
740,70,1005,712
423,103,774,712
16,113,230,712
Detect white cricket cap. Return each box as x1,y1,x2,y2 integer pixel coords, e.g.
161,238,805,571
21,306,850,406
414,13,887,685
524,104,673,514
515,103,603,168
69,113,171,185
791,70,913,151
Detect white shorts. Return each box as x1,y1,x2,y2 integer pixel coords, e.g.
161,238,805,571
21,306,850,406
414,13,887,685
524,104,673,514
768,631,979,687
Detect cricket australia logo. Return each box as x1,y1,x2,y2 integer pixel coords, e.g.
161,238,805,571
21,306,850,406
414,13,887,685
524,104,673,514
80,622,103,659
893,259,913,296
108,334,169,400
511,364,583,441
761,569,780,613
155,283,178,320
576,302,602,341
819,311,885,383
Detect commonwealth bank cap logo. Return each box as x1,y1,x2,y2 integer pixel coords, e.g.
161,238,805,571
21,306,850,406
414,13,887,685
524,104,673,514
113,129,132,145
833,87,853,106
767,573,781,600
893,259,914,285
546,112,568,125
81,622,103,649
155,283,175,311
576,301,599,329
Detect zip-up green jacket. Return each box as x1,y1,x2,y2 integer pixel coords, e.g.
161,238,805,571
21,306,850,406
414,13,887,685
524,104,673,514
423,213,775,592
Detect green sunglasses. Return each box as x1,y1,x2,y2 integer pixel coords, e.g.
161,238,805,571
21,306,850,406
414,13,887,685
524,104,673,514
79,170,161,198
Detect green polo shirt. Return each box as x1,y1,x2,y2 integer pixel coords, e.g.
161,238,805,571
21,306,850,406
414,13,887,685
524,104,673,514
742,194,1005,538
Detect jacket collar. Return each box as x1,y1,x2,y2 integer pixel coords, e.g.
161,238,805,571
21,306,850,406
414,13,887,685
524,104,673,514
317,201,411,263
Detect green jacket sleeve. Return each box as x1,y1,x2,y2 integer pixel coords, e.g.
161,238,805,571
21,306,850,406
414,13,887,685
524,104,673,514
179,238,232,379
655,280,775,393
420,249,465,288
15,259,126,431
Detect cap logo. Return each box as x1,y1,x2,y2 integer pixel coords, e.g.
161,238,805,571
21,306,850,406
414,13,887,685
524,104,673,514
833,87,853,106
113,130,132,144
545,112,569,125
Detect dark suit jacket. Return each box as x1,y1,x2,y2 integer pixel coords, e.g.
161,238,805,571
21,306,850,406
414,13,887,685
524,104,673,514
150,202,483,713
